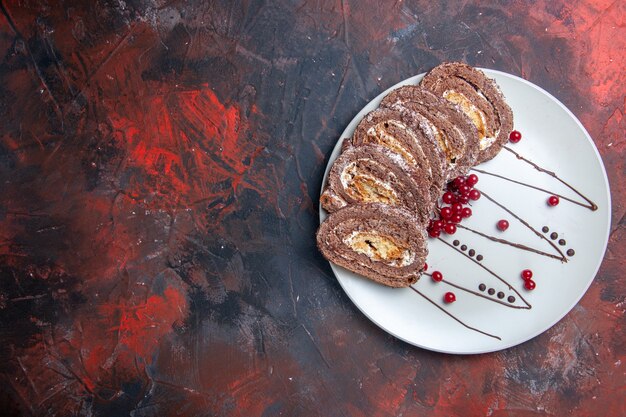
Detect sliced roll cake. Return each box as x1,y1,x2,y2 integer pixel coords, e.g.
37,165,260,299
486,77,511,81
380,85,480,179
420,62,514,164
351,107,446,202
320,143,432,225
316,203,428,287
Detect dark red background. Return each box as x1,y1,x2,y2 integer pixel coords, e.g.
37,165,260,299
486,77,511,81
0,1,624,416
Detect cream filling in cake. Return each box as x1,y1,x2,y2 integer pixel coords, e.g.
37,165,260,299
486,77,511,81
421,119,458,164
443,89,496,150
366,122,417,166
366,121,432,176
343,231,414,266
340,162,399,205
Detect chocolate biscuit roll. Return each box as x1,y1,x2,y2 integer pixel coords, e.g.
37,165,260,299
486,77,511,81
317,203,427,287
351,107,446,203
320,143,432,225
420,62,514,163
380,85,480,179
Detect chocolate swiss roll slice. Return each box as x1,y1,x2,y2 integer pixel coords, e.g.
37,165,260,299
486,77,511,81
317,203,427,287
380,85,480,179
320,143,432,225
351,107,445,203
420,62,514,164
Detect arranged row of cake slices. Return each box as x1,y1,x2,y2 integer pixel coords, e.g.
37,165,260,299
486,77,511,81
317,62,514,288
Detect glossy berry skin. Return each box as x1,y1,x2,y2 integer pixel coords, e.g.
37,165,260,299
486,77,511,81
509,130,522,143
440,207,452,219
442,192,456,204
521,269,533,280
450,214,462,224
524,279,536,290
451,203,463,214
461,207,472,218
453,177,465,189
428,228,440,238
444,223,457,234
497,219,509,231
459,184,471,195
548,195,560,206
433,220,444,230
444,292,456,303
469,189,481,201
458,195,469,204
431,271,443,282
423,263,428,271
466,174,479,187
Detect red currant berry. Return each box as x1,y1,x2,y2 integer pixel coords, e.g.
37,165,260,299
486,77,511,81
469,189,481,201
428,227,441,238
461,207,472,218
459,184,471,195
440,207,452,220
423,263,428,271
452,203,463,214
444,223,457,234
450,214,462,224
431,271,443,282
521,269,533,280
444,292,456,303
466,174,479,187
509,130,522,143
548,196,559,206
458,195,469,204
433,220,444,230
442,192,455,204
497,219,509,231
524,279,536,290
453,177,465,189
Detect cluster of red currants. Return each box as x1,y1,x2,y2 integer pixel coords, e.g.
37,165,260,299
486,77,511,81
427,174,481,238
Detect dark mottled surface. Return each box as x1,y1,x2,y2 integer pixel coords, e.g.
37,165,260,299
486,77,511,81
0,1,624,416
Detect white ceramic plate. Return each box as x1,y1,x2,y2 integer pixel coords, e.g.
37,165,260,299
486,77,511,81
319,69,611,354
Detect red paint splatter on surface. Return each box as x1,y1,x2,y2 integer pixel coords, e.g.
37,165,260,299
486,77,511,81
523,1,625,107
98,286,186,359
106,87,266,214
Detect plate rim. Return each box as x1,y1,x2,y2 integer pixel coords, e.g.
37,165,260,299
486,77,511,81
318,68,612,354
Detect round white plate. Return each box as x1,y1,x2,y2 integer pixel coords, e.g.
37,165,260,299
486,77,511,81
319,69,611,354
